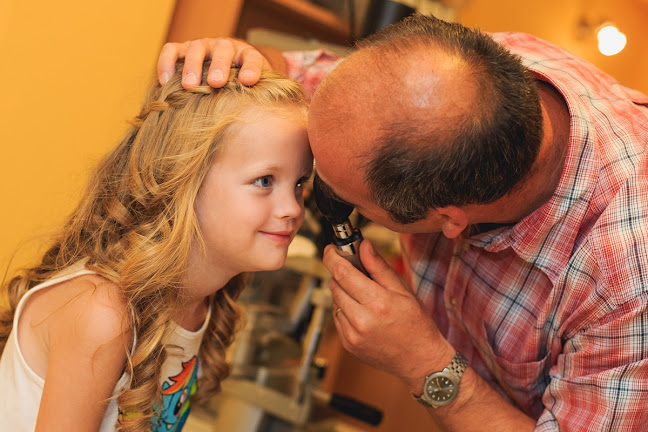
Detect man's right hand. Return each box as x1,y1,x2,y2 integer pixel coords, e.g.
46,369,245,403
157,38,271,89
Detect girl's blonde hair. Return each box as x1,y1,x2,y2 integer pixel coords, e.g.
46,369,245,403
0,62,307,431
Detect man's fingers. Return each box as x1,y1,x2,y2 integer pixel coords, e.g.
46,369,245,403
181,39,214,89
323,245,378,306
331,299,354,348
360,240,410,294
329,276,359,312
236,46,271,86
329,278,360,332
157,42,189,85
157,38,270,89
206,38,237,88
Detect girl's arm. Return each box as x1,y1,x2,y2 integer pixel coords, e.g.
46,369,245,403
34,277,132,432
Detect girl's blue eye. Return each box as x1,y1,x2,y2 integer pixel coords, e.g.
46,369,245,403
253,176,272,188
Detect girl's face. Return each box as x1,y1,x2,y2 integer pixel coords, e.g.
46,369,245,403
193,108,312,283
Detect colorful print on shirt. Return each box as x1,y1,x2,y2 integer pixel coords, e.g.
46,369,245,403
119,356,199,431
153,356,199,431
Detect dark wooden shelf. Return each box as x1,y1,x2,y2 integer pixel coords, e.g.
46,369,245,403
236,0,352,46
167,0,352,47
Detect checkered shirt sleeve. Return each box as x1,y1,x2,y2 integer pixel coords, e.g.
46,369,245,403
282,49,343,101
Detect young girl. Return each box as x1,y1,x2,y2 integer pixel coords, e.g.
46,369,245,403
0,63,313,431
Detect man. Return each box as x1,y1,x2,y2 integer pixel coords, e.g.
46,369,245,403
159,15,648,431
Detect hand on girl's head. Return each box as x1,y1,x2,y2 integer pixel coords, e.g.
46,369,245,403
158,38,270,89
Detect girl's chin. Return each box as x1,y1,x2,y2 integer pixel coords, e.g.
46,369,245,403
250,256,288,273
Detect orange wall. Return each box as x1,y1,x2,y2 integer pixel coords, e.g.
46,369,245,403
0,1,175,274
456,0,648,94
167,0,244,42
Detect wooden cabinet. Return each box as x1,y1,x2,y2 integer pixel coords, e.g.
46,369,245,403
167,0,352,46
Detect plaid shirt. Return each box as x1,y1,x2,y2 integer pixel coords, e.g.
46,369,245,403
285,33,648,431
284,49,343,102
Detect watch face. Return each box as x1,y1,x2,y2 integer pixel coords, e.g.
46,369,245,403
425,374,457,404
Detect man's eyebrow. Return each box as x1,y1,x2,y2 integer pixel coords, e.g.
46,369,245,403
313,174,354,207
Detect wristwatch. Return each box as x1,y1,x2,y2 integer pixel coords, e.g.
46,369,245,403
413,351,468,408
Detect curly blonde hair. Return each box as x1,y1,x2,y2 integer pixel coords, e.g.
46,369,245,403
0,63,307,430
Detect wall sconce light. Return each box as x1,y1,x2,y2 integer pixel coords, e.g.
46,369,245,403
577,18,627,56
597,25,627,56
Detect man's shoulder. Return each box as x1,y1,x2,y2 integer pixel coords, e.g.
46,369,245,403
488,31,570,60
585,172,648,302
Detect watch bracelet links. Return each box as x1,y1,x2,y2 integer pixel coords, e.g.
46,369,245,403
449,350,468,376
413,350,468,408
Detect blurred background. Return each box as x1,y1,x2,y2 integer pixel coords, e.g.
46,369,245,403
1,1,646,431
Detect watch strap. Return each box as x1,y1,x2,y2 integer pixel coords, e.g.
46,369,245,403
447,350,468,378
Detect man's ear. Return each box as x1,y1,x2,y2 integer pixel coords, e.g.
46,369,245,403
436,206,468,239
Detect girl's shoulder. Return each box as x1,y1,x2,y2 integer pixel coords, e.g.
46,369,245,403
20,275,135,429
24,273,132,337
54,273,133,339
19,273,133,378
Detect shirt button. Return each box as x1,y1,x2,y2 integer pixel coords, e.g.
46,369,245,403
450,297,458,308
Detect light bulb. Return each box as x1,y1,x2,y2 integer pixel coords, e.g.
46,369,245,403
597,25,627,56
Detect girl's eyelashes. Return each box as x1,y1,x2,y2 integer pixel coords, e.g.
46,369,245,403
253,175,273,188
252,174,312,190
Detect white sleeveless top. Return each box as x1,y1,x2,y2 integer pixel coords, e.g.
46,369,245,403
0,262,210,431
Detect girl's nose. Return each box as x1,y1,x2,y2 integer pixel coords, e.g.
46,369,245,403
276,188,304,219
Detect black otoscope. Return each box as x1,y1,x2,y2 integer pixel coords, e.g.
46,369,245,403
312,175,368,276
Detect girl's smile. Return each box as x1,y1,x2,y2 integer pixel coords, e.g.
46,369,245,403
259,229,296,244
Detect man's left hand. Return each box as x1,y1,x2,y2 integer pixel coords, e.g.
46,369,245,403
323,240,455,391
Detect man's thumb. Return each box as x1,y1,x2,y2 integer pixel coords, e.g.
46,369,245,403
360,240,407,293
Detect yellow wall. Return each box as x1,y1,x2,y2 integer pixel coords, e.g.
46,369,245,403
456,0,648,94
0,1,176,274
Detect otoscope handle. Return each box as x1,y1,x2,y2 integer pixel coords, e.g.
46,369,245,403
333,228,368,276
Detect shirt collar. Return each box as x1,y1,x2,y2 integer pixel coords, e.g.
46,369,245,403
466,69,599,284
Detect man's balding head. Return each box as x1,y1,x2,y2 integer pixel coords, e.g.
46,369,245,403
309,14,543,227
